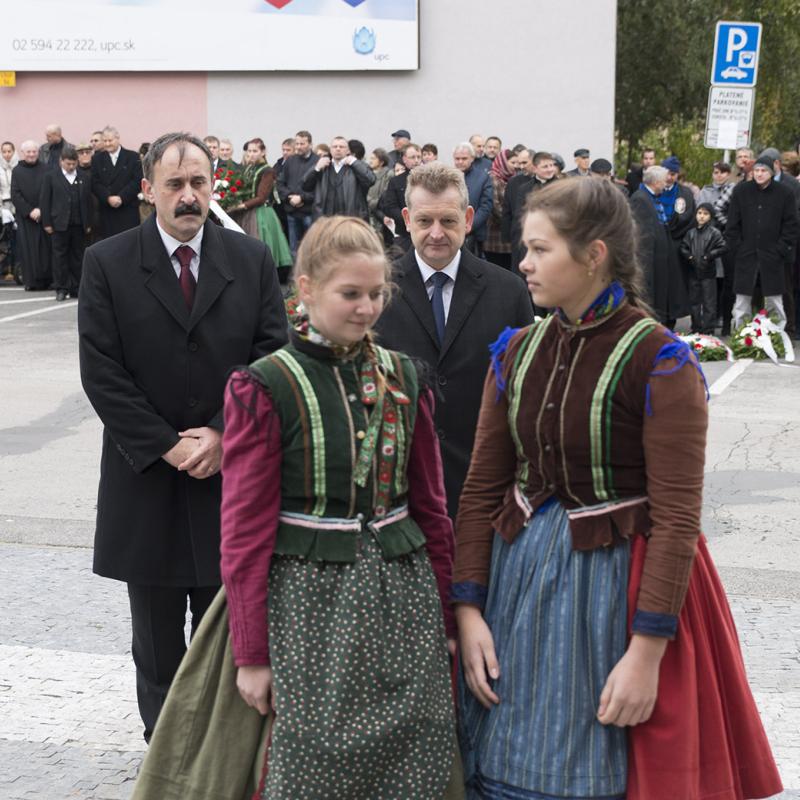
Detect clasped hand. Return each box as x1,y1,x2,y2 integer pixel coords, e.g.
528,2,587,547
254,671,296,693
162,427,222,478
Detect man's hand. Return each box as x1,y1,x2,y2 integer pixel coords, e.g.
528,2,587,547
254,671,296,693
394,163,407,176
316,156,331,172
162,437,200,469
177,427,222,479
108,195,123,208
237,665,274,716
44,225,54,235
288,194,303,207
344,155,356,166
30,208,41,222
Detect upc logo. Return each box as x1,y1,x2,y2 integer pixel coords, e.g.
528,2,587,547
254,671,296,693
353,27,376,55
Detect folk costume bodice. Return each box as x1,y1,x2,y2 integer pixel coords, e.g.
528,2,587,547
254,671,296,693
453,285,709,637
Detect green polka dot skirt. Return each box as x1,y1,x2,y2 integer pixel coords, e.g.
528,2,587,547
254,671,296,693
264,535,455,799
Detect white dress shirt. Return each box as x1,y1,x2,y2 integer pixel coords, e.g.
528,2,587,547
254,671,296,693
109,147,121,167
62,168,77,184
156,219,204,282
414,250,461,322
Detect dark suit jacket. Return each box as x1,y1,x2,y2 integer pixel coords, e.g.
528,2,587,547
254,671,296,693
379,172,411,252
39,169,92,232
502,173,536,271
78,215,288,586
374,248,534,518
91,147,143,237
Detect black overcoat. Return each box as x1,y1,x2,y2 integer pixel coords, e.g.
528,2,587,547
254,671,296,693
91,147,143,237
39,169,92,232
78,215,288,586
374,248,534,518
725,178,800,296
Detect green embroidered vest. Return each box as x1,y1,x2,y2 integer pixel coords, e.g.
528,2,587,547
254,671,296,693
249,340,426,562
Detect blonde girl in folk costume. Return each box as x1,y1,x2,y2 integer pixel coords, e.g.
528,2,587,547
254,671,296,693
221,216,458,798
453,178,782,800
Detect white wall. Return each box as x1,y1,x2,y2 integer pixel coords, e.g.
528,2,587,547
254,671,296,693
207,0,618,165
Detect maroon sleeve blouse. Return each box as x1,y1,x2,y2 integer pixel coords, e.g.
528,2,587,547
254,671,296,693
220,372,456,667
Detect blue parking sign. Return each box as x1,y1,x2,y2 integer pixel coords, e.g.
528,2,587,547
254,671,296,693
711,21,762,87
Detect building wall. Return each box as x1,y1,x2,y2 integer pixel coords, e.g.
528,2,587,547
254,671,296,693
1,0,617,164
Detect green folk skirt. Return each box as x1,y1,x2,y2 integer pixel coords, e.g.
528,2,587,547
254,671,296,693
263,534,455,800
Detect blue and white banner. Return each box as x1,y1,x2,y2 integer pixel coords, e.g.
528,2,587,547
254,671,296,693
0,0,419,71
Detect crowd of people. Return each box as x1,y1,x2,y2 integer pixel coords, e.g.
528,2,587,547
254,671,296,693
1,121,789,798
2,123,798,339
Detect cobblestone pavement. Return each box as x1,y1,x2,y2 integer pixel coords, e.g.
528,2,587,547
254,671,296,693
0,290,798,798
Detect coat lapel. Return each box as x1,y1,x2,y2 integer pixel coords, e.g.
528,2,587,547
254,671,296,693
189,221,233,330
397,250,439,349
140,215,191,330
439,250,486,362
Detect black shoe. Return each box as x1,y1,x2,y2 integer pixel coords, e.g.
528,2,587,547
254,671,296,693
56,290,67,301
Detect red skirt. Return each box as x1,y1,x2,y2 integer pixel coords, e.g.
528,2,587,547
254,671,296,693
626,534,783,800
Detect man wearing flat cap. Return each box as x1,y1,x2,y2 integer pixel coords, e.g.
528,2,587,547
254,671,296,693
388,128,411,168
725,154,799,331
566,148,591,177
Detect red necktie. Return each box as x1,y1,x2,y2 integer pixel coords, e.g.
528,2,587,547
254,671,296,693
174,245,196,310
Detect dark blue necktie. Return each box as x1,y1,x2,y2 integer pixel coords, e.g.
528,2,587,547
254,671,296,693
430,271,449,345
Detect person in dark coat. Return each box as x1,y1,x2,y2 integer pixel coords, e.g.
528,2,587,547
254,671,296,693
378,142,423,253
625,147,656,195
40,147,93,300
276,130,318,256
629,165,681,326
91,126,143,239
454,142,493,257
10,140,51,290
679,203,727,333
78,132,288,744
302,136,375,221
374,162,533,519
725,155,800,330
39,124,73,170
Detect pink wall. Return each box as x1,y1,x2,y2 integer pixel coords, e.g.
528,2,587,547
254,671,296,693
1,72,208,151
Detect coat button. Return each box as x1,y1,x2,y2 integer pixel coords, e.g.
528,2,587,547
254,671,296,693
558,364,566,371
188,398,198,407
356,430,366,440
546,402,555,410
188,341,199,352
348,393,358,402
544,444,552,452
437,428,446,440
437,374,447,386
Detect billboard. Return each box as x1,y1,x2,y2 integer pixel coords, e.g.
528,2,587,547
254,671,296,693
0,0,419,71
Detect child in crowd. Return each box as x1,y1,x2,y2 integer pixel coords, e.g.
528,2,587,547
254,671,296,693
680,202,727,333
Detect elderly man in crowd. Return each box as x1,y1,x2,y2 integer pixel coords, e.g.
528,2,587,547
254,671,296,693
388,128,411,167
91,126,143,239
302,136,375,221
453,141,493,257
725,154,799,331
11,141,51,290
566,148,591,177
39,124,73,170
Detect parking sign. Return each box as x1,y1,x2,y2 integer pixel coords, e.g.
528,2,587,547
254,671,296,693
711,21,762,87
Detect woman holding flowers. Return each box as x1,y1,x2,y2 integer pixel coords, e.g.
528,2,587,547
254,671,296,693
454,177,782,800
231,137,292,280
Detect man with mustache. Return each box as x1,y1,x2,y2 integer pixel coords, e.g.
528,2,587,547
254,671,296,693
78,132,288,744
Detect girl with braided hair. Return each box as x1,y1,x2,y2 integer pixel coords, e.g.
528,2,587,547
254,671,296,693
220,215,458,798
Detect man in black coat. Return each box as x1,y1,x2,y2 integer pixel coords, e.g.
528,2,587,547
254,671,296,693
725,155,799,330
302,136,375,221
78,132,288,743
276,130,318,256
10,140,51,290
378,142,423,253
374,162,534,519
40,146,92,300
91,126,143,239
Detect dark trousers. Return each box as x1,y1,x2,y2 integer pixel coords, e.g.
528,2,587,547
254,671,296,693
688,274,717,333
51,224,85,292
720,250,736,335
127,583,219,743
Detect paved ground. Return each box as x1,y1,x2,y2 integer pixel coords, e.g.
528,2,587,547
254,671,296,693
0,285,798,799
